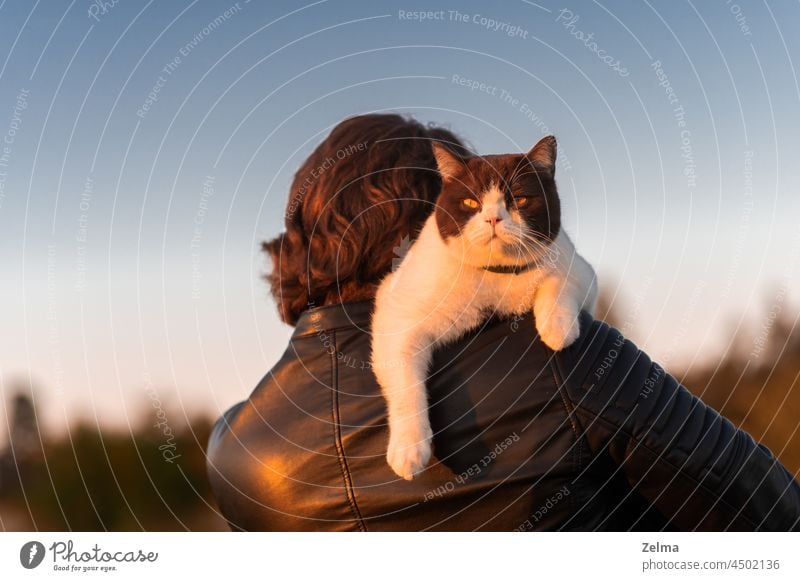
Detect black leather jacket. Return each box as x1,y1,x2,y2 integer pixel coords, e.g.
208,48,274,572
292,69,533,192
207,300,800,531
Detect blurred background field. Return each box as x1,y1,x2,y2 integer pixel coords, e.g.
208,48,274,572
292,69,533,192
0,391,227,531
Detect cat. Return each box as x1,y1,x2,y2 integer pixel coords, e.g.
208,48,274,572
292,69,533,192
370,136,598,481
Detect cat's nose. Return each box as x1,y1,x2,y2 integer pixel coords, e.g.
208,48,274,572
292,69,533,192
485,217,502,226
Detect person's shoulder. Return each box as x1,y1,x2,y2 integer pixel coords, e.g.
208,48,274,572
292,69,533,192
552,312,670,425
445,310,624,368
465,310,656,410
552,312,640,389
431,310,547,368
207,401,247,460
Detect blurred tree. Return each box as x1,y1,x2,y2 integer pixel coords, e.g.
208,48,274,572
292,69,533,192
0,388,44,497
8,392,41,461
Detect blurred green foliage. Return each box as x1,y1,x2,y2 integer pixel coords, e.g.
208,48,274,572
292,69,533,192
0,395,227,531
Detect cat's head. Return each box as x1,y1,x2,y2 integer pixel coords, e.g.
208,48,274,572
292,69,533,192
432,136,561,269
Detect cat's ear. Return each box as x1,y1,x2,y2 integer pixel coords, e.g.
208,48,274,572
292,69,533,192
527,135,557,175
431,142,464,182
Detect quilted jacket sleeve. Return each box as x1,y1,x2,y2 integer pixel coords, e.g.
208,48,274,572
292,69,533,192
554,313,800,531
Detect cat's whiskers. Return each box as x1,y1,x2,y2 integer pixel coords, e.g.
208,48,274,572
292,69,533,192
500,230,543,263
510,230,557,267
516,228,555,249
521,229,556,246
512,243,546,268
506,243,538,265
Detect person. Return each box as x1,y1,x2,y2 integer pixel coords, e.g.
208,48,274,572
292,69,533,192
206,113,800,531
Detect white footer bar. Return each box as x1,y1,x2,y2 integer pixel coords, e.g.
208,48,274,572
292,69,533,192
1,532,796,579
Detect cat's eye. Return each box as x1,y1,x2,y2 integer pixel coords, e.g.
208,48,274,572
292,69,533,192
461,198,480,209
514,197,531,208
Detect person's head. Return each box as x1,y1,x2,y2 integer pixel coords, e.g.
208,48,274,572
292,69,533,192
263,113,470,325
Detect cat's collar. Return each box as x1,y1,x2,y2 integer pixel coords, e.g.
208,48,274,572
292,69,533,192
482,261,536,275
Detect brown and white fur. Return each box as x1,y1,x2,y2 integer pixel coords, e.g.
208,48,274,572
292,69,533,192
371,136,597,480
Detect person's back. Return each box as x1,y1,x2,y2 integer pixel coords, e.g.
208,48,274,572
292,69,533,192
206,114,800,531
207,300,800,531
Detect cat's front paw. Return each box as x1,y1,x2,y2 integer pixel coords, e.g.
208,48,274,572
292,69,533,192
536,307,580,351
387,421,433,481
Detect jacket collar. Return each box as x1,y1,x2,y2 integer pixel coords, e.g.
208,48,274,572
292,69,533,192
292,300,374,338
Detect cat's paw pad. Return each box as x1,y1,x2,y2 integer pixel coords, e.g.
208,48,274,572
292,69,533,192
537,309,580,351
387,423,433,481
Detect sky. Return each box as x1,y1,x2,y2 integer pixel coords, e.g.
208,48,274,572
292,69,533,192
1,0,799,435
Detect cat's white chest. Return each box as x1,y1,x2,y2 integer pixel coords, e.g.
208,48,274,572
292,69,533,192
471,268,546,316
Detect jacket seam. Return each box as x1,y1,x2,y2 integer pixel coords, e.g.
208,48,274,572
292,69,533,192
547,347,585,523
549,353,583,470
330,329,367,531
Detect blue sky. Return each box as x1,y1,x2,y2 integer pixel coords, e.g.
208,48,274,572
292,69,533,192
1,0,799,434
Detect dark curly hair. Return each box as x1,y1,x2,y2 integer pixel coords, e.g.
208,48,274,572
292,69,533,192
263,113,470,325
